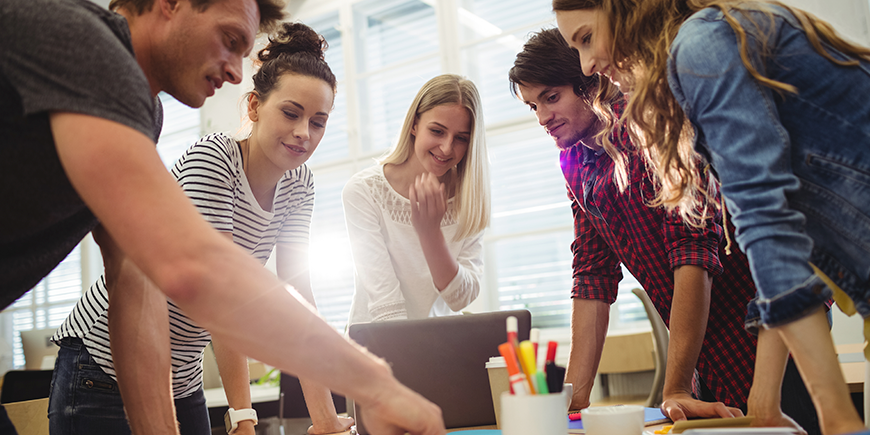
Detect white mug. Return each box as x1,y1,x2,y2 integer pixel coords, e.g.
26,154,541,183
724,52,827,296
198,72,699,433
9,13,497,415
500,390,569,435
580,405,644,435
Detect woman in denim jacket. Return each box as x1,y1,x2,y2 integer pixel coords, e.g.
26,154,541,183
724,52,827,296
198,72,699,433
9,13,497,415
553,1,870,434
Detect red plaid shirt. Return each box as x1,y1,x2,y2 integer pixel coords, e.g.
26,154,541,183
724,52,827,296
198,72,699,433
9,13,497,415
560,103,759,408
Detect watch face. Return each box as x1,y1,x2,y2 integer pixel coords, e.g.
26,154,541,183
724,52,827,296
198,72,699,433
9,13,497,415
224,411,233,433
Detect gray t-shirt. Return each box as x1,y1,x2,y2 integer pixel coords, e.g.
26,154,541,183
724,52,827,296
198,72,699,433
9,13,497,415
0,0,163,308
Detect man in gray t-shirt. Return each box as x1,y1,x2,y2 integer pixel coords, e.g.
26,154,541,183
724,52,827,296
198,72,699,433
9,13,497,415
0,0,162,307
0,1,448,435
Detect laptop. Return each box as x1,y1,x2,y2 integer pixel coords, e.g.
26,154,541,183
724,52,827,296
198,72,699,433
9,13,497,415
20,328,59,370
348,310,532,434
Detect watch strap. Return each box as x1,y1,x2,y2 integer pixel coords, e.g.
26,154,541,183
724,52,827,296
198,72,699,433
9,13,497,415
226,408,258,434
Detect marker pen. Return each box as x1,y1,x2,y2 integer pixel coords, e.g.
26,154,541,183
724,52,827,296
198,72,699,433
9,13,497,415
522,340,549,395
498,342,529,396
506,316,520,352
545,341,565,393
518,340,539,394
530,328,540,366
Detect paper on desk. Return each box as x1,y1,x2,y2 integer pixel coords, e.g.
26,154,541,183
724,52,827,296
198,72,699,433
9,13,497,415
680,429,800,434
671,416,754,433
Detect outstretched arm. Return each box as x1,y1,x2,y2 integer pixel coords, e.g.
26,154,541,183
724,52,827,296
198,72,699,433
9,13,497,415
747,327,806,434
661,265,742,421
52,112,445,435
562,179,620,411
276,243,353,434
97,225,179,435
565,298,610,411
212,338,256,435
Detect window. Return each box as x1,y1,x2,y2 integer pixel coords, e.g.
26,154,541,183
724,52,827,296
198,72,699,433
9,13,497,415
156,92,203,168
5,248,82,369
354,0,441,154
296,0,646,333
0,93,200,369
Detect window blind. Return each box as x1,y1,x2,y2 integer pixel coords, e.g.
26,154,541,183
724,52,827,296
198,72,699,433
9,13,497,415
296,0,646,332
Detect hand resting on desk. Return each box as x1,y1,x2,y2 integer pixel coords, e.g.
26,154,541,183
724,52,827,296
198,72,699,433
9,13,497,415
661,392,743,422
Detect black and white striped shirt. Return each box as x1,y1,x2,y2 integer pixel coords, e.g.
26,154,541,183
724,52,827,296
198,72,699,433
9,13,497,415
53,132,315,398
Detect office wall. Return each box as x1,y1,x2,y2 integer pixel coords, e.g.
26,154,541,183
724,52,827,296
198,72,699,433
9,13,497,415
782,0,870,45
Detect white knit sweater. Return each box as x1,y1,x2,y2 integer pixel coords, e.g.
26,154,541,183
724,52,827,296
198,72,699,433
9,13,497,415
342,164,484,325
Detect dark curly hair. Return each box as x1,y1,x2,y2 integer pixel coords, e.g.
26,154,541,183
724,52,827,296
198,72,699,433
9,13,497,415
250,22,337,102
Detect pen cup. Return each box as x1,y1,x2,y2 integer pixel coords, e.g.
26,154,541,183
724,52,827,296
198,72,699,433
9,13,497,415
500,390,569,435
485,356,509,428
580,405,644,435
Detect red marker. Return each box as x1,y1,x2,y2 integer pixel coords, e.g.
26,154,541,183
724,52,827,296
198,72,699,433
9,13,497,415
546,341,558,365
506,316,520,352
498,342,529,396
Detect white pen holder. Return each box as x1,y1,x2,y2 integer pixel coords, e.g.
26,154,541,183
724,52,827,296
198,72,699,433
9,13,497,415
500,390,569,435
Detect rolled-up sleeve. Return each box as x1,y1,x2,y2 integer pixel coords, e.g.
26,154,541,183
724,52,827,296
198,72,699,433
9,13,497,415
568,184,622,304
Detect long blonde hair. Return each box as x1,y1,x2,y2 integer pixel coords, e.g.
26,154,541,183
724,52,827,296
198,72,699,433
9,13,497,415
380,74,491,241
553,0,870,225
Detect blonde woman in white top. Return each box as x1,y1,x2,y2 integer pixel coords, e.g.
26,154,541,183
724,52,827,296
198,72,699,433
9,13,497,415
343,74,491,325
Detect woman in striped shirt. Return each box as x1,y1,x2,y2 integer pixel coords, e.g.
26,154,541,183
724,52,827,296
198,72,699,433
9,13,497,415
49,22,352,435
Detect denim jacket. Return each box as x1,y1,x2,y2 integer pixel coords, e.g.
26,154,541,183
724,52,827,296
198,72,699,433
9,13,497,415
668,4,870,330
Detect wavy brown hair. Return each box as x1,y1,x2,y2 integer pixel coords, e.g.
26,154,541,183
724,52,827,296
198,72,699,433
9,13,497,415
553,0,870,225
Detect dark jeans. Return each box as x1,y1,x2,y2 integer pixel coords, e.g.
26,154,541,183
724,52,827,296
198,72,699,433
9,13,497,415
0,404,19,435
48,337,211,435
697,358,820,435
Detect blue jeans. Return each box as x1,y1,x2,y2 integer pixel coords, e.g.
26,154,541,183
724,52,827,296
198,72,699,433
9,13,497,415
48,337,211,435
0,404,18,435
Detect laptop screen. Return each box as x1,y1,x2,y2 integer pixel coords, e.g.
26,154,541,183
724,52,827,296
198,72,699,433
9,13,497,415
348,310,531,433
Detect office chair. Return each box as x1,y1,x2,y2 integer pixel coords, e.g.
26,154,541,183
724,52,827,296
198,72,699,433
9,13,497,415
0,370,53,404
594,289,669,407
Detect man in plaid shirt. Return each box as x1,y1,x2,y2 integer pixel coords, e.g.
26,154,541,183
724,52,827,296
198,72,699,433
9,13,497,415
509,28,818,434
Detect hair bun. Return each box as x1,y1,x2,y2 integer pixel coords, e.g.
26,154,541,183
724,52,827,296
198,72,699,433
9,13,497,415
257,22,327,65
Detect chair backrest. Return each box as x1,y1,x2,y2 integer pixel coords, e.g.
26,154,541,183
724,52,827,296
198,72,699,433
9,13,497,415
631,287,669,408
